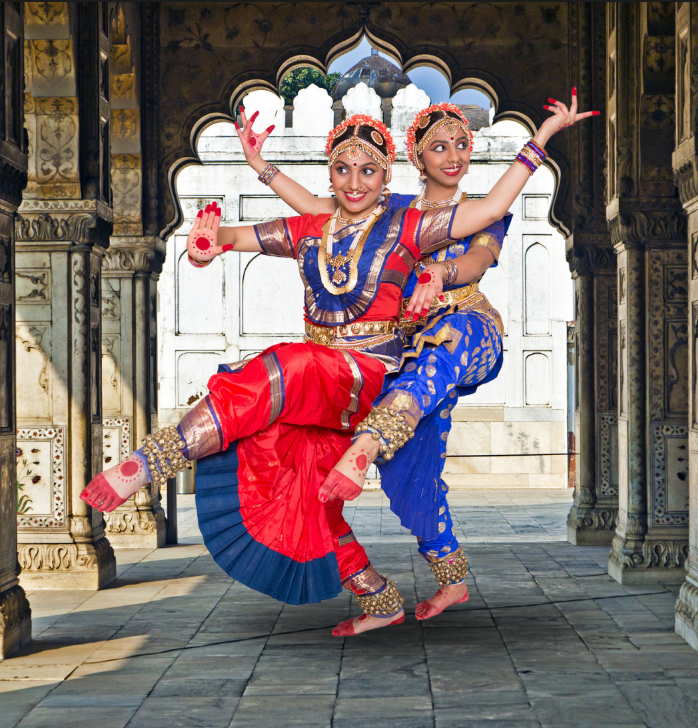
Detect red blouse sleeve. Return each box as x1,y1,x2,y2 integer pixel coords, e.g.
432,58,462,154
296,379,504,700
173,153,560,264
254,213,331,259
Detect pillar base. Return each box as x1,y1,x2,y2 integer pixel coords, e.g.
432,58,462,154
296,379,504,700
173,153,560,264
676,578,698,650
567,505,618,546
18,536,116,590
104,485,166,549
608,534,689,585
0,584,32,661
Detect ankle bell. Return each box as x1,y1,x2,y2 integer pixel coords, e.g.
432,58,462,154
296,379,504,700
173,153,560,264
425,548,469,587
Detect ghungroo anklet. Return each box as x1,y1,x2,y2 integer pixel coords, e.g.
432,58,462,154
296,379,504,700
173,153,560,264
141,426,191,486
354,578,404,616
355,407,414,460
426,548,469,587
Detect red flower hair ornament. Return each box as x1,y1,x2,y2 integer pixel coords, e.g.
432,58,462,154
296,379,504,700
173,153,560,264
326,114,396,184
406,103,474,170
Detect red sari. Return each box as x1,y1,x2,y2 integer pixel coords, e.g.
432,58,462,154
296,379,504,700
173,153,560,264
192,204,459,604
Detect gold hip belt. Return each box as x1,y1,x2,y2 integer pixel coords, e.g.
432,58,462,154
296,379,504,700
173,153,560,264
305,320,397,347
401,282,479,322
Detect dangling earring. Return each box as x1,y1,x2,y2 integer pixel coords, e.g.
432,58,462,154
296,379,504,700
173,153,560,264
383,185,391,195
418,170,427,180
328,183,334,193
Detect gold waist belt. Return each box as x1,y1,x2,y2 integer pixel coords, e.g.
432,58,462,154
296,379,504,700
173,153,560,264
401,282,479,320
305,320,397,347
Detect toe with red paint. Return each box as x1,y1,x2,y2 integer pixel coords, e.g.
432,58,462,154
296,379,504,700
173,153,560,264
80,473,126,513
332,616,361,637
415,585,469,621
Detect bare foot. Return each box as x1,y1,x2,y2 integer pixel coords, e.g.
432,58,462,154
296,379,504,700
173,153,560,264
332,609,405,636
415,582,469,621
318,433,379,502
80,454,150,512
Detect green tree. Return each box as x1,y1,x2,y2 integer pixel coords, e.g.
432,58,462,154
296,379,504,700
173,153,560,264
280,68,340,106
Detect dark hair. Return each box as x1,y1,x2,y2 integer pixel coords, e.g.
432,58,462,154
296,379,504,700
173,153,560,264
329,123,391,162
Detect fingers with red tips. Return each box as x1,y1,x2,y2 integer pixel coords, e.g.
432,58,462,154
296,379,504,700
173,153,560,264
548,98,558,104
266,125,275,133
543,105,550,110
196,209,203,218
439,295,445,302
234,121,240,130
215,206,222,216
250,110,259,123
204,204,212,213
221,244,234,252
421,308,429,317
572,87,577,95
412,313,419,322
592,110,601,116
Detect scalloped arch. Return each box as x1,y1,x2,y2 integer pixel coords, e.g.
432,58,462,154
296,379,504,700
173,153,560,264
159,3,575,239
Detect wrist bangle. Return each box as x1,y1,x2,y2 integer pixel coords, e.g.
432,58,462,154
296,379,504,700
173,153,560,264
188,254,211,269
258,163,280,186
438,259,458,286
515,140,547,175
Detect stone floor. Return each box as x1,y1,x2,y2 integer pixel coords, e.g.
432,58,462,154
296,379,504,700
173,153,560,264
2,489,698,728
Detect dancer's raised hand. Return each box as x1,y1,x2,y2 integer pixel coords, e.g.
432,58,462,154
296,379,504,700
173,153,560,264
186,201,234,267
234,105,275,166
537,87,600,146
404,265,445,322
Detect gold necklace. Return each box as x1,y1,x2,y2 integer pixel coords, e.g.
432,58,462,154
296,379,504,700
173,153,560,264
415,187,465,209
319,206,383,294
336,209,369,226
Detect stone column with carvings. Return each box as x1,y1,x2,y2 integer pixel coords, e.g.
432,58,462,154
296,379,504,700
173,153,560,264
566,2,620,546
607,2,689,585
0,1,31,660
673,1,698,649
99,6,165,548
102,239,166,548
15,3,116,589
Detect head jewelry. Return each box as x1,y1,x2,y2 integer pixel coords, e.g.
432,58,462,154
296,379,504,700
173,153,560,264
326,114,396,184
406,103,474,171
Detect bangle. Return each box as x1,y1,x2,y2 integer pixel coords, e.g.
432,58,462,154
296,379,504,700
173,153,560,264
258,163,280,186
515,140,547,175
438,259,458,286
188,254,211,269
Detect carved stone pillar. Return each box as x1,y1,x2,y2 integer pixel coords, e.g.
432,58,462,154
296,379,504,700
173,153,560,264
673,1,698,649
567,248,618,545
15,3,116,589
0,1,31,660
101,238,166,548
607,2,689,585
98,7,164,548
566,2,619,546
16,204,116,589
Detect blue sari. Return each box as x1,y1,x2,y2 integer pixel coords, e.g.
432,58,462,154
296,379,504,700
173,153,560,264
375,193,512,554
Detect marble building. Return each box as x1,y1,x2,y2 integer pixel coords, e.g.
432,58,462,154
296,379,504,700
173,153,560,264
161,69,573,489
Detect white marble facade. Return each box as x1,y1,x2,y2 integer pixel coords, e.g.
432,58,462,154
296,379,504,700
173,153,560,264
161,82,573,488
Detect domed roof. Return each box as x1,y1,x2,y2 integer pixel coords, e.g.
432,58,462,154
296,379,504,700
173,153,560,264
332,51,410,101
